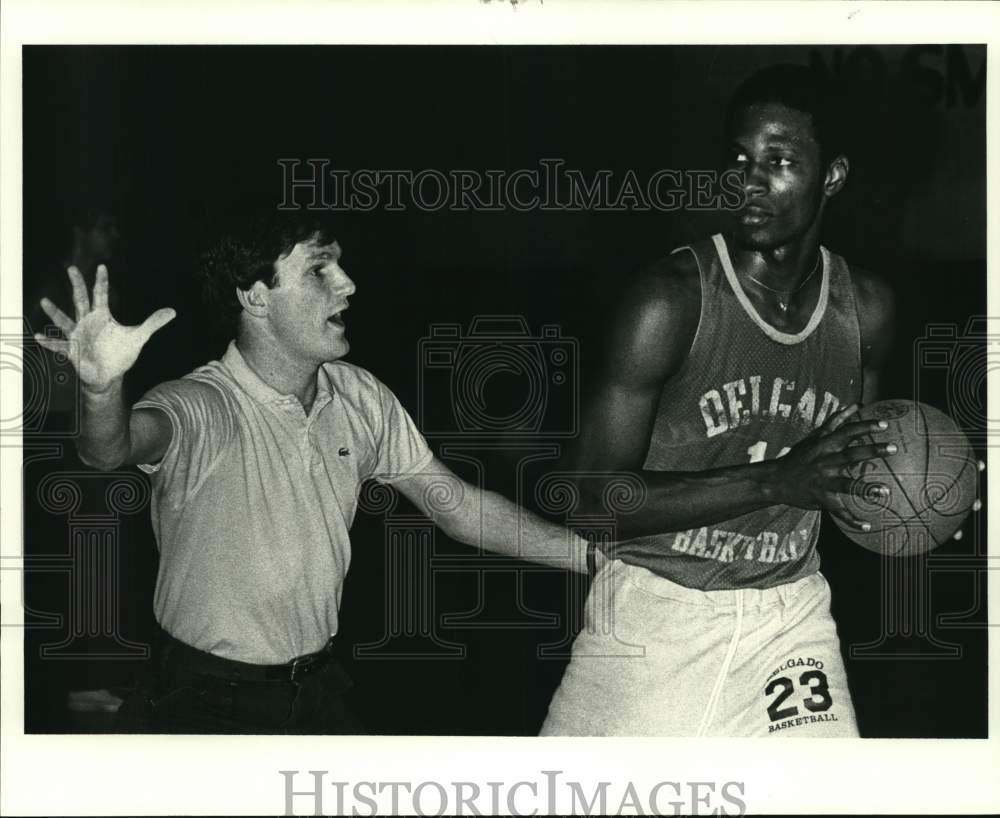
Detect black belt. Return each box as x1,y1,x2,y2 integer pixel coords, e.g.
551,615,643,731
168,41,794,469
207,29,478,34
157,629,336,683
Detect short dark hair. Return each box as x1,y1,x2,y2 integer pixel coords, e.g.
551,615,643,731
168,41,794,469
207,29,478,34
725,64,846,164
198,210,338,329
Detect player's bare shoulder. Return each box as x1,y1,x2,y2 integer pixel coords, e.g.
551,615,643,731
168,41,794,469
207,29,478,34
848,263,894,310
630,247,702,311
607,247,702,380
849,264,895,322
616,249,701,339
847,263,896,369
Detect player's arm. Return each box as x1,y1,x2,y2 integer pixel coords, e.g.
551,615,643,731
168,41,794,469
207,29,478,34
852,266,896,403
34,265,175,470
76,391,173,470
394,456,599,575
568,254,895,538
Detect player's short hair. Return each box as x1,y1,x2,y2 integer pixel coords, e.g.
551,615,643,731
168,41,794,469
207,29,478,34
725,64,846,165
198,210,338,329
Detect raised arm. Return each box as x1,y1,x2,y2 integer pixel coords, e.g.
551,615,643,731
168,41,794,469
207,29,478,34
568,253,895,538
34,265,175,470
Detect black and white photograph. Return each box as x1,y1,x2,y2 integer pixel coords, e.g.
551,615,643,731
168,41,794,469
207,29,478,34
2,1,997,815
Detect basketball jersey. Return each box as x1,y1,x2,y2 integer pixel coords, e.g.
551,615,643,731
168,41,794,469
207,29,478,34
613,234,863,591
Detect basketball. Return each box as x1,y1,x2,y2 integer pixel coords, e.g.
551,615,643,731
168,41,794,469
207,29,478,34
834,400,979,556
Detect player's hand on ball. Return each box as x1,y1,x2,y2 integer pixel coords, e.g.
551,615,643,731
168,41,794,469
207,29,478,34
768,403,897,531
34,265,176,394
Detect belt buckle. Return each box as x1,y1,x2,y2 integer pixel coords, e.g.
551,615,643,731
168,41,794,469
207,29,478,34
289,653,319,682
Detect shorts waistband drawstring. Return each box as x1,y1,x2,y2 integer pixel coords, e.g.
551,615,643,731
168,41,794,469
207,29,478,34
696,591,744,737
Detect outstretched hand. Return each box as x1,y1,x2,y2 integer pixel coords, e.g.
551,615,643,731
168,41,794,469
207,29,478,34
34,265,175,393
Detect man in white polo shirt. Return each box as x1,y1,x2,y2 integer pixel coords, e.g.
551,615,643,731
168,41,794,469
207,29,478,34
34,213,597,734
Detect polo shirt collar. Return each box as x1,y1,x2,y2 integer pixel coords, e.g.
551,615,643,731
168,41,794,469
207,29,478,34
222,341,333,408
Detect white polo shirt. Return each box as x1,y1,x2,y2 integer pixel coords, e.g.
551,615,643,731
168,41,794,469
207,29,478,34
136,341,433,664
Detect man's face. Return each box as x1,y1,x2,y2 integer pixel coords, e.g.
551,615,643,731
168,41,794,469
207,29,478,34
264,237,356,364
726,102,833,251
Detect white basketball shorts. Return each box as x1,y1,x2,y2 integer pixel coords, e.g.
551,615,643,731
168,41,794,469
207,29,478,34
540,559,858,737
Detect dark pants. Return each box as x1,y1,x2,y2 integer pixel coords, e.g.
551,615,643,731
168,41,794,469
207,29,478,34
117,631,365,735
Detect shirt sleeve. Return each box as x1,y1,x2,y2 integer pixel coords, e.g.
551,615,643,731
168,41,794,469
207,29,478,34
370,378,434,484
133,378,232,505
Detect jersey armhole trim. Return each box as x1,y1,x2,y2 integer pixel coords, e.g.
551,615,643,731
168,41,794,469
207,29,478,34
668,244,705,368
844,263,867,395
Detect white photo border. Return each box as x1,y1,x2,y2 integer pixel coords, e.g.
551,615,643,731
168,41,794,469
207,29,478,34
2,1,997,815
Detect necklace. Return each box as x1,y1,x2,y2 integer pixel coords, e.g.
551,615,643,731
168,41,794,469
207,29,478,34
743,253,822,313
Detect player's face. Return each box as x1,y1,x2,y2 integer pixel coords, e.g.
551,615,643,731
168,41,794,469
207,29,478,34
726,103,832,251
265,237,356,364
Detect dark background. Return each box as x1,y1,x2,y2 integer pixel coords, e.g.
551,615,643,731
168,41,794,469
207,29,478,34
21,45,987,737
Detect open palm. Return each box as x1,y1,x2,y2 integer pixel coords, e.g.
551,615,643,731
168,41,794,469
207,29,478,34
35,265,175,392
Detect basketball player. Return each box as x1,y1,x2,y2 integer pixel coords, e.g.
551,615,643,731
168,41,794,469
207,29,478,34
540,65,898,737
34,213,597,734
